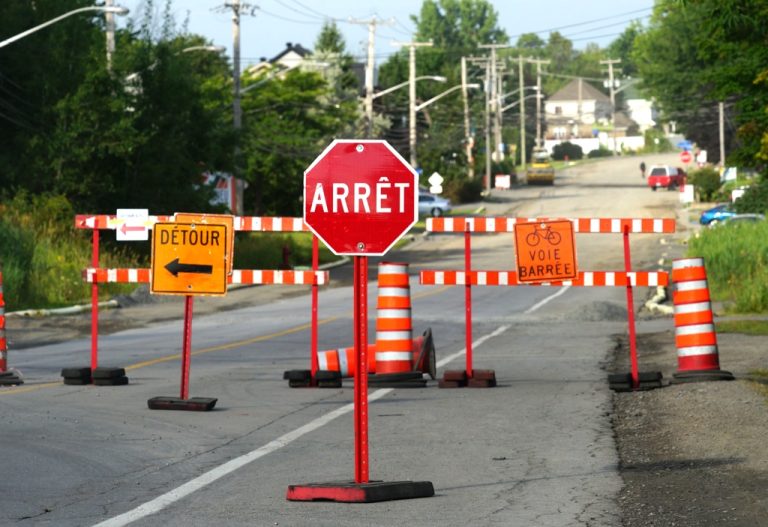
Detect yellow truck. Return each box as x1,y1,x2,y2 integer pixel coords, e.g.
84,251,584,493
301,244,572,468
526,148,555,185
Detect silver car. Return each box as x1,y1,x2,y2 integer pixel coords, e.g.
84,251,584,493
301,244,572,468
418,192,452,217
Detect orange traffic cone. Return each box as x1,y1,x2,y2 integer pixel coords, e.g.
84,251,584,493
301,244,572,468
0,269,23,386
316,329,436,379
671,257,734,382
374,262,414,374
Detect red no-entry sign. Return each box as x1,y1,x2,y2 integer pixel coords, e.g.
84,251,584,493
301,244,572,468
303,140,418,256
680,150,692,164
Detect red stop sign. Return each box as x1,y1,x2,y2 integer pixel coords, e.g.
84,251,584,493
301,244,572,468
304,140,418,256
680,150,692,164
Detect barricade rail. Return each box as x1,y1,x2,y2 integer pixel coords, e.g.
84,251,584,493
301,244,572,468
420,270,668,287
84,268,328,285
427,216,675,234
75,214,309,232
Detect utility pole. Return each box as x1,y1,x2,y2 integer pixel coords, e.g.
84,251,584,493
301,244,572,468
461,56,474,179
527,58,550,148
393,40,433,167
467,56,491,189
719,101,725,167
600,58,621,152
216,2,256,205
351,17,393,137
105,0,116,71
479,45,510,170
518,54,526,170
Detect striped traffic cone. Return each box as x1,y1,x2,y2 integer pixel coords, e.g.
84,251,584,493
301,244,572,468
671,257,734,382
374,262,414,373
0,269,23,386
315,329,436,379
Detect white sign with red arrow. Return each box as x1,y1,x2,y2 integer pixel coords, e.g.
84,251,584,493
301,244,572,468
116,208,149,241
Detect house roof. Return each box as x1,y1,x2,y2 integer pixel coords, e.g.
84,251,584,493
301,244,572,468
269,42,312,63
548,79,610,102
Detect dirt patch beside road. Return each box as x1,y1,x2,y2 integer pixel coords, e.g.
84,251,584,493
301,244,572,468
611,323,768,525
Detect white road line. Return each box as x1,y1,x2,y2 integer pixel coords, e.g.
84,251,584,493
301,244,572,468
436,325,510,368
94,390,394,527
95,325,507,527
524,285,571,314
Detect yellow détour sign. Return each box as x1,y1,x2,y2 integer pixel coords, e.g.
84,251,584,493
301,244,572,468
151,222,228,296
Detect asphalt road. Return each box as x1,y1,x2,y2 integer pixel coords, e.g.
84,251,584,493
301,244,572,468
0,153,685,526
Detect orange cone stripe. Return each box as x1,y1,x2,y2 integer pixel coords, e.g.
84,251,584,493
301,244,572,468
376,318,413,331
378,274,410,287
671,266,708,283
427,216,675,234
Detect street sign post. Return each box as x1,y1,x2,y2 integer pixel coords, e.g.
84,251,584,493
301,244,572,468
289,140,433,502
514,220,577,283
148,221,228,411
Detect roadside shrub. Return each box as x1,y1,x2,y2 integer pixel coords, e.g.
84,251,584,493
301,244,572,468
443,176,483,204
733,178,768,214
234,233,335,270
688,221,768,312
688,167,721,202
551,142,583,161
587,146,613,158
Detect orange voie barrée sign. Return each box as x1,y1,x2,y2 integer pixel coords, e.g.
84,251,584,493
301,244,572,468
513,220,577,283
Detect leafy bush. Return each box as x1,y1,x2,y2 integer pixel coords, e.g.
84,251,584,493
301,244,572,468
587,146,614,158
443,177,483,204
641,129,674,153
688,221,768,312
551,142,583,161
733,178,768,214
234,233,335,270
688,167,721,202
0,193,140,310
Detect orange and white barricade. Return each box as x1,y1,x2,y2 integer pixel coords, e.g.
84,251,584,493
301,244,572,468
0,269,23,385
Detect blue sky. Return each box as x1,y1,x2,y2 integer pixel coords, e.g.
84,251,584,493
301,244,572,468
118,0,655,68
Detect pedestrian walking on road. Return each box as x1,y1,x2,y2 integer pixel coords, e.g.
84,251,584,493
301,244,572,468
640,161,646,179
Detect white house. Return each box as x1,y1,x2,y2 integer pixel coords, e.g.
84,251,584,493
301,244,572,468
544,78,612,140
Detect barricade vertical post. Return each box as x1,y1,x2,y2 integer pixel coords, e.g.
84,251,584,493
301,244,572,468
91,229,99,371
180,296,193,400
623,225,640,389
464,225,473,378
0,270,6,373
353,255,369,484
310,235,319,381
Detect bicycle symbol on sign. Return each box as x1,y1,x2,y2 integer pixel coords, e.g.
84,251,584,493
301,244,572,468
525,223,562,246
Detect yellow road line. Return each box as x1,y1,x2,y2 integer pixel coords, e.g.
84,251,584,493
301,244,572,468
1,285,451,395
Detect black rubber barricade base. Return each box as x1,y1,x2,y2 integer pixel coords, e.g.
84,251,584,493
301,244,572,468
93,376,129,386
315,370,342,388
283,369,311,381
367,372,426,388
286,480,435,503
0,371,23,386
61,367,91,384
439,369,497,388
92,367,126,380
671,369,735,384
608,371,664,392
147,396,217,411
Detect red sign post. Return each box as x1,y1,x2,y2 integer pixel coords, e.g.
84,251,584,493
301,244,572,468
288,140,433,503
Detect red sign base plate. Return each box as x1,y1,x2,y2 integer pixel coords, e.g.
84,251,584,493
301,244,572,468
286,480,434,503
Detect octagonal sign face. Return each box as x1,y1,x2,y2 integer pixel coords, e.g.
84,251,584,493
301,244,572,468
304,140,418,256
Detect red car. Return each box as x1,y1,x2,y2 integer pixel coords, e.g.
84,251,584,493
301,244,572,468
648,165,686,190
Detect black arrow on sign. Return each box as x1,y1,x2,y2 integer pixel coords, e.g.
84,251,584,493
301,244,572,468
164,258,213,277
